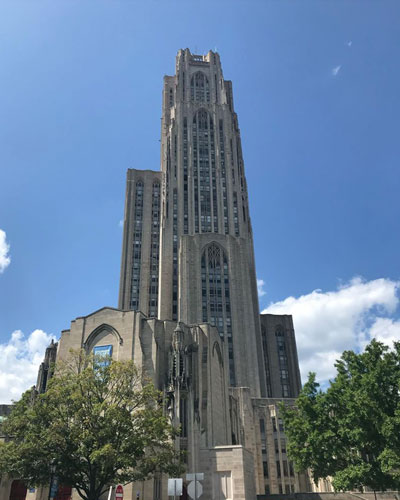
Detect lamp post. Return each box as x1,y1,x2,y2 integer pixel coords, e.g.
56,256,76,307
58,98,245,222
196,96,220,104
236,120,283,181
47,459,56,500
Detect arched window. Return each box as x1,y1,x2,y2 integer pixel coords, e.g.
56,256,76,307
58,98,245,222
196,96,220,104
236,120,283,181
201,243,235,385
190,72,210,103
130,181,144,309
192,110,218,233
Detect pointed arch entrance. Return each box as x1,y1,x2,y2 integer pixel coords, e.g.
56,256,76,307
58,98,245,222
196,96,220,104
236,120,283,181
54,485,72,500
9,480,26,500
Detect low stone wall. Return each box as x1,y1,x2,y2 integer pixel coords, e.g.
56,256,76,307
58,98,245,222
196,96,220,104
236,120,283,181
258,492,400,500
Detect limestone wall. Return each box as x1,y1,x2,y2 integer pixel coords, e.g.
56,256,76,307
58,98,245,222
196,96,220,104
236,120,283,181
200,445,256,500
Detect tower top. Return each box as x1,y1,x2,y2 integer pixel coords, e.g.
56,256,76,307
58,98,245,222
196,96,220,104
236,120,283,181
178,48,219,62
174,48,222,73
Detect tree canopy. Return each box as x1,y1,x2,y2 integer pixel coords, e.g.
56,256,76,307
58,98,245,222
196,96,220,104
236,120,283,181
281,339,400,492
0,352,182,500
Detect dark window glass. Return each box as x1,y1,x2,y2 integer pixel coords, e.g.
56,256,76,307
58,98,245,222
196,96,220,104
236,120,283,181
130,181,144,309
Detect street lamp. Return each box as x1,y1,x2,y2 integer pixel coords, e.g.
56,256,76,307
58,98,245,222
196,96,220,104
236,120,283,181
47,459,56,500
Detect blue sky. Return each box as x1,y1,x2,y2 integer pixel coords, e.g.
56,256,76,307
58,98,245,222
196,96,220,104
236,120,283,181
1,0,399,401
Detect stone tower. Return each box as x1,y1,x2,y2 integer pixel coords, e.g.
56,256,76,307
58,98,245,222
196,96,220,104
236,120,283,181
119,49,266,397
5,49,309,500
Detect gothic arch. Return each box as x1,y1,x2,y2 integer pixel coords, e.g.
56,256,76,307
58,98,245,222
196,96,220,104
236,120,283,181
190,72,210,103
84,323,123,351
212,341,223,366
201,240,226,256
212,340,229,443
192,107,213,126
201,242,235,385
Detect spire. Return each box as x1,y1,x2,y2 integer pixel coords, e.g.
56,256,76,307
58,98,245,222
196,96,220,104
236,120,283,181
173,322,184,351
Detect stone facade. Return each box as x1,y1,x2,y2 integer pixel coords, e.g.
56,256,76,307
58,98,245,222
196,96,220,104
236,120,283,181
2,50,310,500
118,170,162,315
119,49,266,398
260,314,302,399
34,307,258,499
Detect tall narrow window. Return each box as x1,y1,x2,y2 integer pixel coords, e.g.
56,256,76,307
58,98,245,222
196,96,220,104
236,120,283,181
193,115,199,232
183,118,189,234
130,181,144,309
211,121,218,232
201,244,235,385
192,110,217,233
172,189,178,320
233,192,240,236
180,397,187,437
276,327,290,397
166,137,171,176
261,325,272,397
190,72,210,103
260,418,269,479
236,136,244,188
219,120,229,234
174,134,177,179
148,182,160,317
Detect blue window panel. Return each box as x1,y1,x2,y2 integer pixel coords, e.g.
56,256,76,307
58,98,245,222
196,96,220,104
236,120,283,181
93,345,113,367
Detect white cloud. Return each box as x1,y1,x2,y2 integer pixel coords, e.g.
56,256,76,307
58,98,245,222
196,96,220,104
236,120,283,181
119,219,124,228
368,317,400,346
347,41,353,47
332,65,341,76
0,329,56,404
0,229,11,273
257,279,266,298
262,277,400,385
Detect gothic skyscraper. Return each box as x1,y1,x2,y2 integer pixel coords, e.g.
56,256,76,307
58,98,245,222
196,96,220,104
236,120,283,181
119,49,267,397
11,49,307,500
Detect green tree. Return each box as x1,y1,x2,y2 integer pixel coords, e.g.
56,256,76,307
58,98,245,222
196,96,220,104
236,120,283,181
281,340,400,493
0,352,182,500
